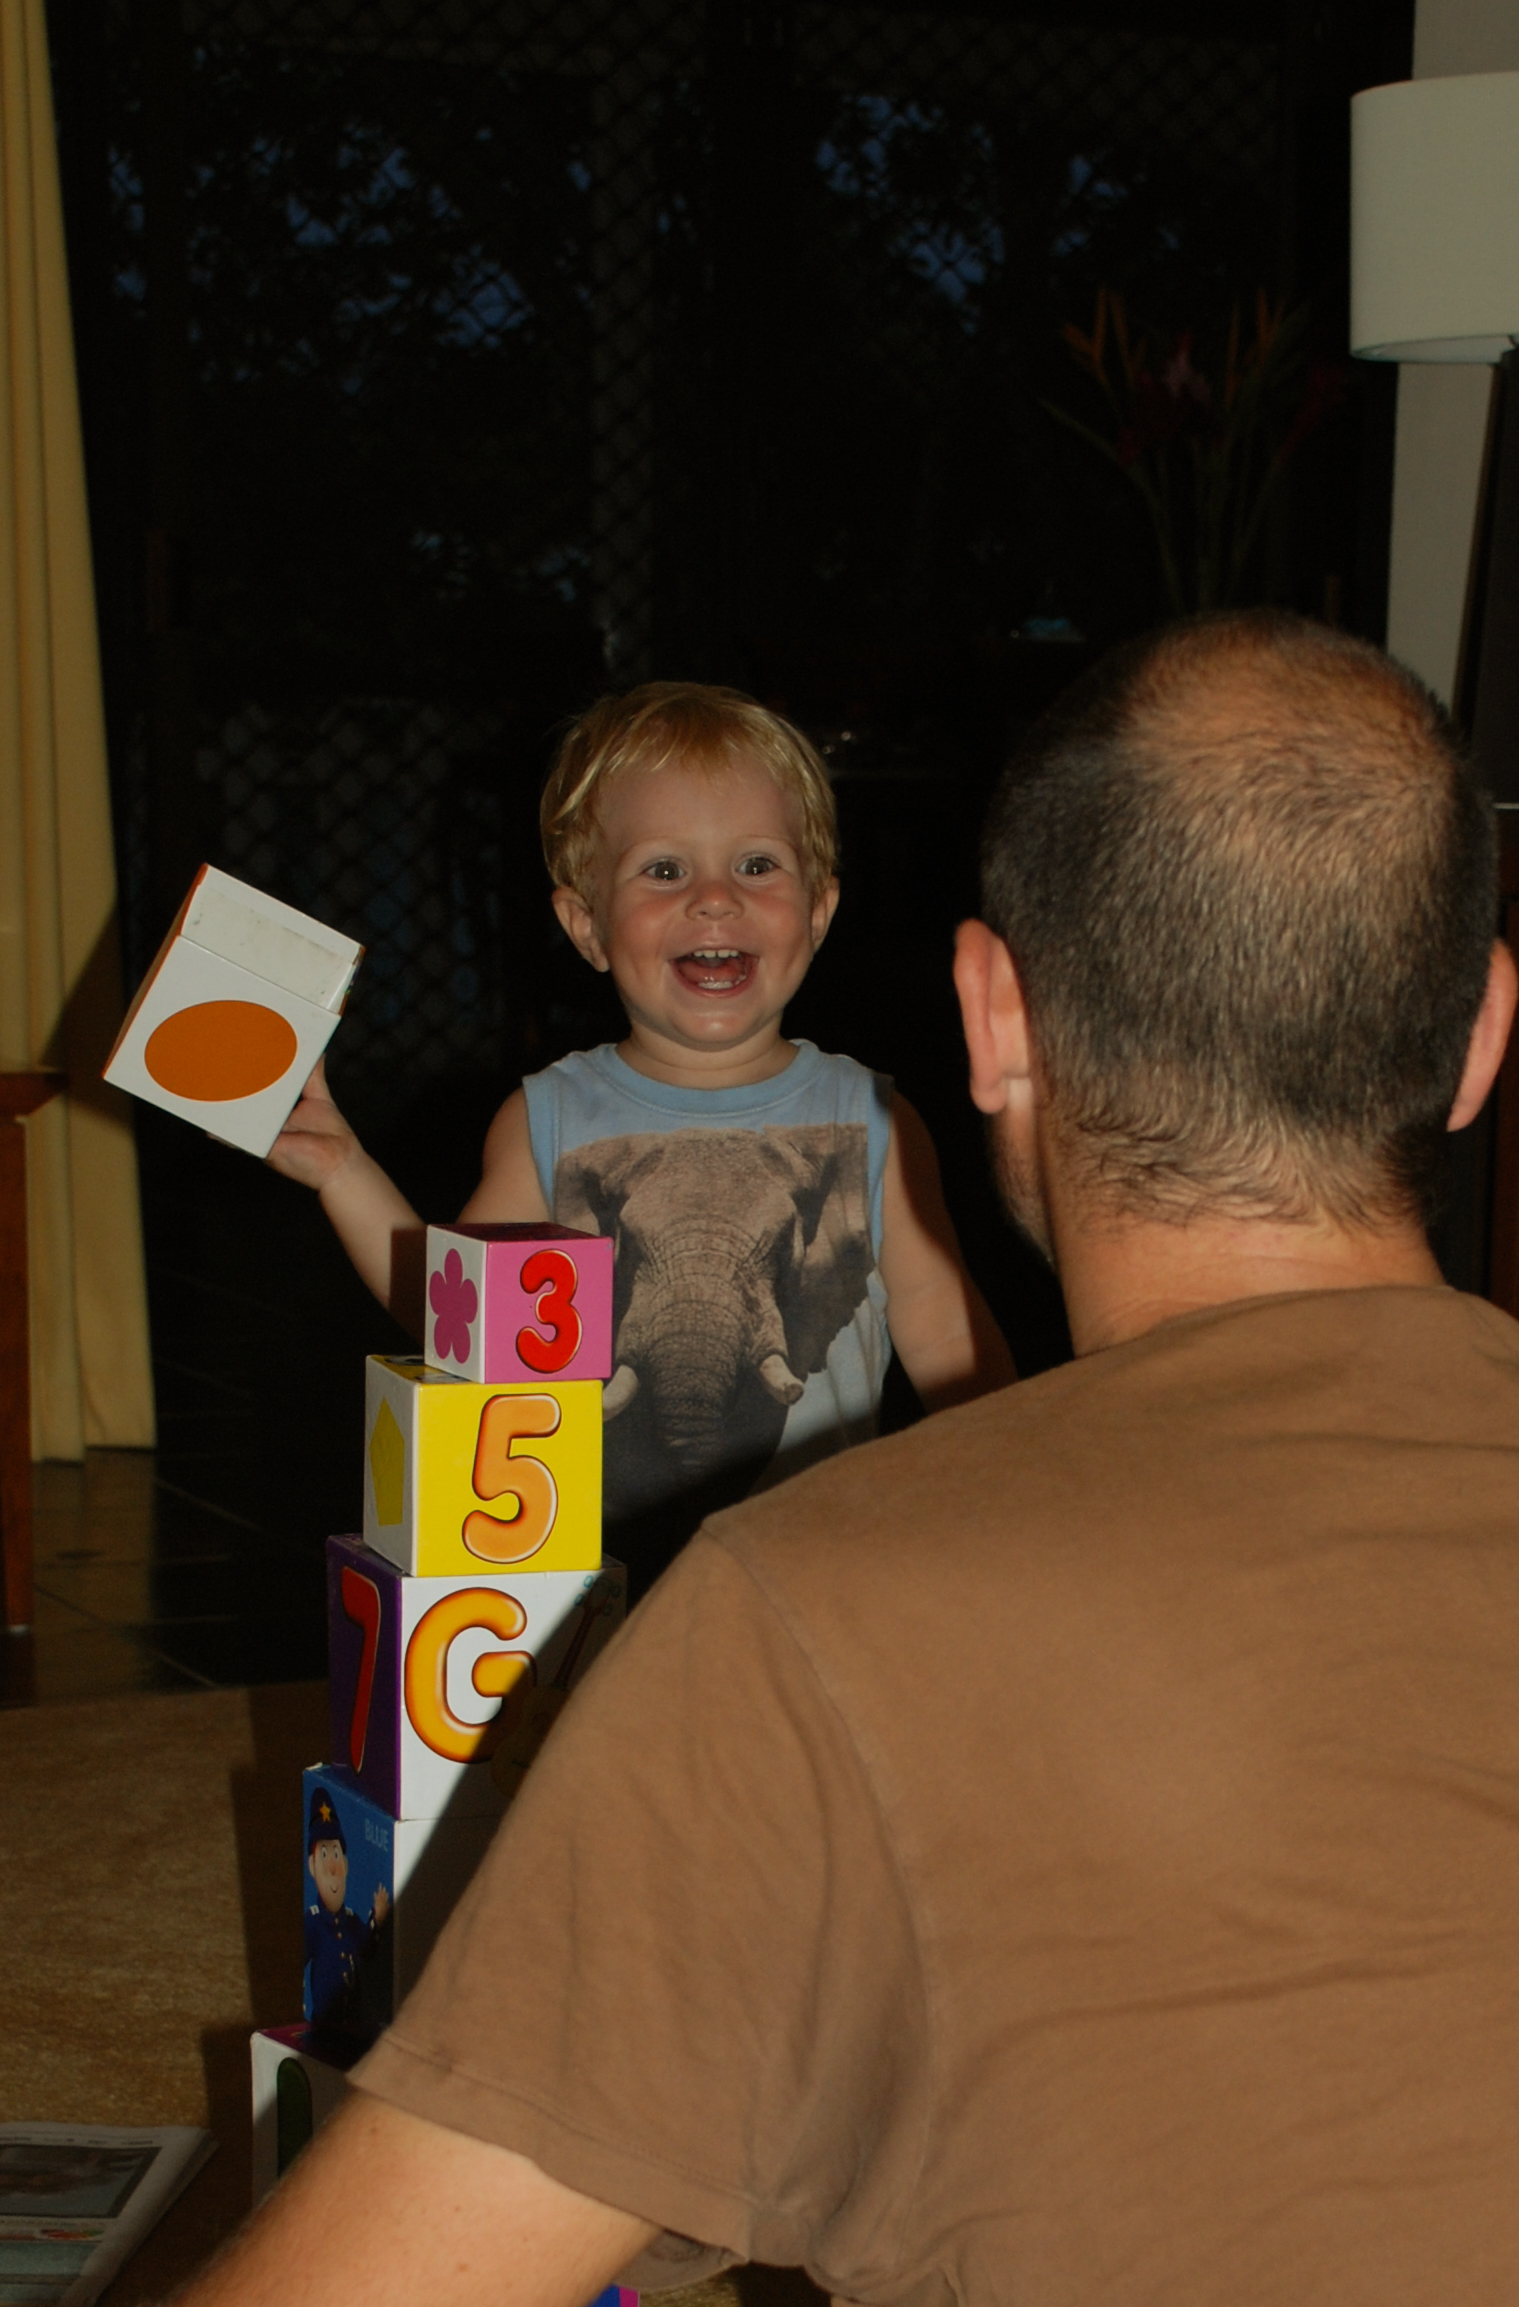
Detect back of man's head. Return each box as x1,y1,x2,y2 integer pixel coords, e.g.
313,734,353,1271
981,609,1497,1230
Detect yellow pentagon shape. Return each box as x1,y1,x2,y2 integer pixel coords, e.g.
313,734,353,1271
369,1396,405,1527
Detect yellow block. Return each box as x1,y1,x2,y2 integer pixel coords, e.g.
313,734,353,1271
363,1356,601,1577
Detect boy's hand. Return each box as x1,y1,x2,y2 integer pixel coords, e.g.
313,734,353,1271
266,1059,360,1190
268,1063,422,1322
880,1094,1017,1409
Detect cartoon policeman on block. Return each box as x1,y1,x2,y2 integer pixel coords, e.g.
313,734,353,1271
304,1784,391,2033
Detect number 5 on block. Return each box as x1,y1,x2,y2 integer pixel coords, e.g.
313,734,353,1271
363,1355,602,1577
423,1223,614,1384
463,1394,560,1562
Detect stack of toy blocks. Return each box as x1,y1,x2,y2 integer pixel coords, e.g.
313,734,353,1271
252,1223,628,2232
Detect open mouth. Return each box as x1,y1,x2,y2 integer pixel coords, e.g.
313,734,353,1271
674,947,755,993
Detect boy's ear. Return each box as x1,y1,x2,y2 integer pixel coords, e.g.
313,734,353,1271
552,885,611,974
810,876,840,948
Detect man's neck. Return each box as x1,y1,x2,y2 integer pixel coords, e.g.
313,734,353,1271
1051,1196,1445,1358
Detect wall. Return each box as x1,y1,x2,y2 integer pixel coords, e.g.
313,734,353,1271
1384,0,1519,697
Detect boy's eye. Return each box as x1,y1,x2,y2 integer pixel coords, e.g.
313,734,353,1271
642,858,685,882
736,853,780,877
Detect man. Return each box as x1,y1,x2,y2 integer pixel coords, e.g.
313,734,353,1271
178,612,1519,2306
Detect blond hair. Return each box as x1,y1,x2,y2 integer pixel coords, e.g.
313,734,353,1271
540,682,838,900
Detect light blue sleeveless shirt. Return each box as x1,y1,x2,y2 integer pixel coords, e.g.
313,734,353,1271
523,1041,892,1513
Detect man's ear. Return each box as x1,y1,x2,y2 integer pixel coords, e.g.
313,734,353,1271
953,919,1033,1115
552,885,610,974
1449,937,1519,1131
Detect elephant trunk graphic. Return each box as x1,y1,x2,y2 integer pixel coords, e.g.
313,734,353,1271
554,1123,874,1499
601,1217,807,1470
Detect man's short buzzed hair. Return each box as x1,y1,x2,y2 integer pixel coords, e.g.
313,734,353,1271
980,609,1498,1229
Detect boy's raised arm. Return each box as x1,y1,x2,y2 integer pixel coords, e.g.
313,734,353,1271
268,1076,553,1339
267,1059,426,1325
878,1095,1017,1411
457,1087,554,1225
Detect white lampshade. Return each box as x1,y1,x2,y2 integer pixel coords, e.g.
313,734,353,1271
1351,72,1519,362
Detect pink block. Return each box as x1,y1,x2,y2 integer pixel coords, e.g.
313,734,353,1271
425,1223,614,1383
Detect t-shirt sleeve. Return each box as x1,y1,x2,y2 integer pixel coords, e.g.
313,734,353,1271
352,1532,931,2293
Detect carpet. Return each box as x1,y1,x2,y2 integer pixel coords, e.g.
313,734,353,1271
0,1685,826,2307
0,1683,327,2300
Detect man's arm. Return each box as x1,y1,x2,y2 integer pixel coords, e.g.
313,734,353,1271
879,1094,1016,1409
199,1540,925,2307
168,2094,654,2307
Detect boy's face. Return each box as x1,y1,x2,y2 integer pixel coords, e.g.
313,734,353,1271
309,1837,348,1914
553,756,838,1070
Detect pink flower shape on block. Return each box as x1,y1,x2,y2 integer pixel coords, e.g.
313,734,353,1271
429,1249,478,1365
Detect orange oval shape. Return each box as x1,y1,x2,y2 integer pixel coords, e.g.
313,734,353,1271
144,1000,298,1102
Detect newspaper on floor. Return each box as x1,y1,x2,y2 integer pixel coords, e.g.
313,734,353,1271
0,2124,216,2306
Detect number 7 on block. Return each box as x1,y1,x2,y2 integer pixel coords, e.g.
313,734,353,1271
339,1565,383,1771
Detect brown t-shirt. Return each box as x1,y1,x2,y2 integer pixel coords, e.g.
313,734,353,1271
355,1285,1519,2305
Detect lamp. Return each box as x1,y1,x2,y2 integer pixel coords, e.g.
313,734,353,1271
1351,73,1519,362
1350,72,1519,1306
1351,70,1519,795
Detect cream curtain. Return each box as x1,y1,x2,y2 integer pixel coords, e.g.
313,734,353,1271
0,0,155,1455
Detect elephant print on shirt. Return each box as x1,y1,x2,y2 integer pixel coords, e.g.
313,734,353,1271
553,1123,875,1524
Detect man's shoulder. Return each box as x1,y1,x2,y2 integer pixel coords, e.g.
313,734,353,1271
711,1282,1519,1604
667,1285,1519,1815
707,1333,1109,1596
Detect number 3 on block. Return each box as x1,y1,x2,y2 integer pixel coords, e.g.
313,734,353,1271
516,1247,581,1375
462,1393,559,1562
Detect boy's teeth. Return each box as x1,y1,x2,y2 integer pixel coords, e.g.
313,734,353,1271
675,948,753,990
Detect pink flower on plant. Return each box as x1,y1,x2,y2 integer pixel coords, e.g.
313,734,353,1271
1161,334,1211,409
429,1249,478,1365
1279,356,1348,462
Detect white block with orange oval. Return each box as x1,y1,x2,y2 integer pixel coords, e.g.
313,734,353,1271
364,1354,602,1577
103,864,363,1157
327,1533,626,1818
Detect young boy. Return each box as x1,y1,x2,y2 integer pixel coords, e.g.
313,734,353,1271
271,682,1014,1591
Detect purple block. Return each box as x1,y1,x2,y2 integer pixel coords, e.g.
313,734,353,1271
326,1535,401,1813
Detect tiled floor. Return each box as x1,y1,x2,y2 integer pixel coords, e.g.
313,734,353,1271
2,1106,414,1707
17,1451,220,1701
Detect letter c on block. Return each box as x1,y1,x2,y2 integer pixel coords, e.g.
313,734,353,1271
404,1589,533,1764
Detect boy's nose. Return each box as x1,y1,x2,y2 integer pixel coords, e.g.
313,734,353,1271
688,878,738,915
